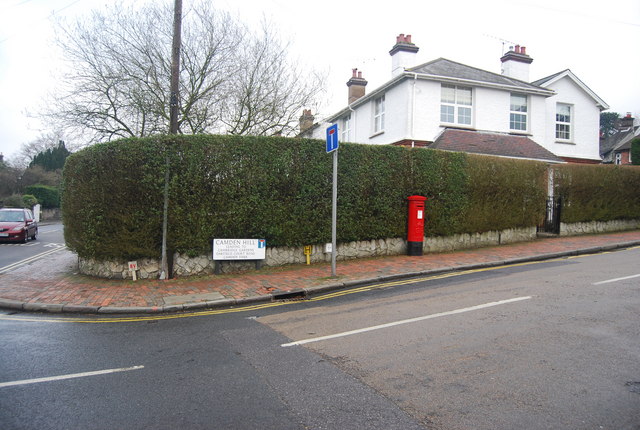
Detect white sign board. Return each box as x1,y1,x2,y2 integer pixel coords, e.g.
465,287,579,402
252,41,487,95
213,239,266,260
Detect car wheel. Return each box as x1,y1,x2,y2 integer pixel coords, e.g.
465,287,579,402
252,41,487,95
31,229,38,241
22,230,29,243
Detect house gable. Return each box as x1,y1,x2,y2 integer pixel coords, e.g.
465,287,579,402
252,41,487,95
533,69,609,110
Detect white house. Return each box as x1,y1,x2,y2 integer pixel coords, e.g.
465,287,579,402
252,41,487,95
300,34,609,164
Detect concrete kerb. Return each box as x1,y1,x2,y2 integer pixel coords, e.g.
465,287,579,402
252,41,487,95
1,239,639,315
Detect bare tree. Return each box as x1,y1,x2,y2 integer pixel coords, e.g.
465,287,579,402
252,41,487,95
45,1,324,142
12,129,71,169
222,23,325,136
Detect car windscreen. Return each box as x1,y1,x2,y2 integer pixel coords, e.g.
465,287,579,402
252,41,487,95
0,211,25,222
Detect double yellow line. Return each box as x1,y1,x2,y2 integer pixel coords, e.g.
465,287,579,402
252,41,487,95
3,246,636,325
0,259,545,325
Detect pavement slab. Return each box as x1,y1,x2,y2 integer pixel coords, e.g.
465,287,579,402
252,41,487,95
0,230,639,314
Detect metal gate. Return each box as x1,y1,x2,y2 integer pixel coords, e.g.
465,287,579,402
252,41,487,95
539,197,562,235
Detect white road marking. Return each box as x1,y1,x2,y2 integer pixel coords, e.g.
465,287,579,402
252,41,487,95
0,366,144,388
0,246,67,274
281,296,533,347
593,274,640,285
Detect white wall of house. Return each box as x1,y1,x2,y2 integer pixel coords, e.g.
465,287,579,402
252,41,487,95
541,76,602,161
316,73,600,164
331,79,553,147
410,80,442,142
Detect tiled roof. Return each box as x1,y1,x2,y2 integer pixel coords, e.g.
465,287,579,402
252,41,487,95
531,69,568,86
600,126,640,159
408,58,549,93
430,129,564,163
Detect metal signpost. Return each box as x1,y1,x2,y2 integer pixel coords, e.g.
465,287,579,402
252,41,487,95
326,124,339,277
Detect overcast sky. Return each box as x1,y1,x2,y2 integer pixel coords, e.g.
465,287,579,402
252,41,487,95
1,0,638,161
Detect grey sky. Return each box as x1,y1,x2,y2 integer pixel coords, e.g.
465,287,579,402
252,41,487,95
1,0,638,161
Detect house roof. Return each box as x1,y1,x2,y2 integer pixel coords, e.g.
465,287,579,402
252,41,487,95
430,129,565,163
407,58,551,93
532,69,609,110
328,57,555,122
601,125,640,159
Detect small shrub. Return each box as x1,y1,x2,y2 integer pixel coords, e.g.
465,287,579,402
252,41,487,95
22,194,38,208
3,194,25,208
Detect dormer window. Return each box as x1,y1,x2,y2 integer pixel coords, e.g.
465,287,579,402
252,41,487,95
441,84,472,126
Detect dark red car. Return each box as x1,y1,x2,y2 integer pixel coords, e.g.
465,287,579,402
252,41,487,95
0,208,38,243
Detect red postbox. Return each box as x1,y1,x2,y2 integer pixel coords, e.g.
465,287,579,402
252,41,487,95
407,195,427,256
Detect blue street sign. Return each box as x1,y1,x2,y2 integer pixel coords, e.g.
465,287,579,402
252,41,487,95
326,124,339,153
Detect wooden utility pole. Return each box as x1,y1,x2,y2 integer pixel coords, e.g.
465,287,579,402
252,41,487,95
169,0,182,134
160,0,182,280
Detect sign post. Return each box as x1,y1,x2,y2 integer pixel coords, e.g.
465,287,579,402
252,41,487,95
128,261,138,281
326,124,339,277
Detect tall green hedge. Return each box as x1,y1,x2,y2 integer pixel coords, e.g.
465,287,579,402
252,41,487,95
555,164,640,223
25,185,60,208
61,135,595,261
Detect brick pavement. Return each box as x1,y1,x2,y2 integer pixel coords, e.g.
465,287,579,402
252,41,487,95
0,230,639,313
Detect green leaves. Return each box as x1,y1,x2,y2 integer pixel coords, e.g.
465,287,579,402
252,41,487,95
63,134,638,262
555,164,640,223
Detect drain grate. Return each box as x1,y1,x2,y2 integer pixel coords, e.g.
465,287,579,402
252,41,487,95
272,289,306,301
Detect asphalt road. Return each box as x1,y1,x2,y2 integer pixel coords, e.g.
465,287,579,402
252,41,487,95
262,247,640,429
0,246,639,429
0,222,65,274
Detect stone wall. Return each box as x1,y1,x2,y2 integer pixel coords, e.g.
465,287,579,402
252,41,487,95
76,221,638,279
41,208,61,221
424,227,537,253
560,219,640,236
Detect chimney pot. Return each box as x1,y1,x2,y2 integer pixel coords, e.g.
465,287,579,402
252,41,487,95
347,69,367,104
390,33,420,77
299,109,315,133
500,44,533,80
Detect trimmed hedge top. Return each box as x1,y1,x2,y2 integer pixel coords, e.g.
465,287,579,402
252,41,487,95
62,134,638,260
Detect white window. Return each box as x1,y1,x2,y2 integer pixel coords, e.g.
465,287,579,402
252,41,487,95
615,153,622,165
342,114,351,142
556,103,572,141
441,84,472,125
510,94,528,131
374,96,385,133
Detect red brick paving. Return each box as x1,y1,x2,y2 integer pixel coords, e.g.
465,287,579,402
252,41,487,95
0,231,639,310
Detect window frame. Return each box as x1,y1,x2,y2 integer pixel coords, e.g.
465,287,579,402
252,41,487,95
373,95,385,134
440,84,473,126
555,103,572,142
509,93,528,132
342,114,351,142
615,152,622,165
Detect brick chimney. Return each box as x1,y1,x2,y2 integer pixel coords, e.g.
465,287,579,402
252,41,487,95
616,113,635,130
347,68,368,104
389,34,419,77
299,109,315,133
500,44,533,82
